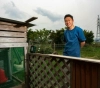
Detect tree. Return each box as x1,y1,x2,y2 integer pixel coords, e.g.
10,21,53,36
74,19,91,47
27,29,34,42
50,28,65,44
35,28,51,44
27,28,51,43
84,30,94,44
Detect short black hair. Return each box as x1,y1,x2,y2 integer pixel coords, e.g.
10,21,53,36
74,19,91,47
64,14,73,20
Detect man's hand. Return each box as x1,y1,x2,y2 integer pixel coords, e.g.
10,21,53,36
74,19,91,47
81,41,85,48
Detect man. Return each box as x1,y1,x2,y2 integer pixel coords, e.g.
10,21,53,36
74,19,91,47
63,14,86,57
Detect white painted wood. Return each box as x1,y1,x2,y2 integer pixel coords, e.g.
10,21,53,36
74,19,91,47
0,24,26,32
47,54,100,64
0,38,26,43
0,31,26,37
0,43,28,48
28,53,100,64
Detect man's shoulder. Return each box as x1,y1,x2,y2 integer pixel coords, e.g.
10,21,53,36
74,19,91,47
75,26,83,33
75,26,82,30
64,28,68,32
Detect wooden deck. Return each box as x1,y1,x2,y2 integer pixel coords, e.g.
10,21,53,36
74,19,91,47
26,53,100,88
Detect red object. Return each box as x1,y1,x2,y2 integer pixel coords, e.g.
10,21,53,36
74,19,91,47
0,69,8,84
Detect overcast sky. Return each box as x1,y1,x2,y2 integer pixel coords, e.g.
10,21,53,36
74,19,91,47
0,0,100,38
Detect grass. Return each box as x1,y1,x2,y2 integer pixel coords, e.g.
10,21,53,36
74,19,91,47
55,44,100,59
81,45,100,59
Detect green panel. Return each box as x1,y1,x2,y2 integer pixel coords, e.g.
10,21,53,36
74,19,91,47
0,48,12,88
0,47,25,88
11,47,25,86
11,47,24,73
0,48,10,80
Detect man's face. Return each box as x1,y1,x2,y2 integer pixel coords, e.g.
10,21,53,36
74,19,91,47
64,17,74,28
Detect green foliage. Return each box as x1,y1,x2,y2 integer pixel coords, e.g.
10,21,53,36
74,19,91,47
35,28,51,44
84,30,94,44
50,28,64,44
27,28,51,44
37,44,53,54
27,28,94,45
27,29,34,42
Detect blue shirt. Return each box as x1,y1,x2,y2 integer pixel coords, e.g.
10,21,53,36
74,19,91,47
63,26,86,57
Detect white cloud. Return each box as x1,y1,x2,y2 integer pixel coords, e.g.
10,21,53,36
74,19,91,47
0,0,100,38
34,8,62,22
0,1,30,21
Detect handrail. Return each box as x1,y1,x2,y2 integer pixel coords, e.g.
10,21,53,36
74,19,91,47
28,53,100,64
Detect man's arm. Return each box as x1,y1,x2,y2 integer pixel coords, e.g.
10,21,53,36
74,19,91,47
80,41,85,48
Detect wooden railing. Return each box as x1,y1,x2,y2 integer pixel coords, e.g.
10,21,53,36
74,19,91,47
26,53,100,88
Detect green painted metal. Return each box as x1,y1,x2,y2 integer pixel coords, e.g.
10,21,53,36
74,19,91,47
11,47,24,74
0,47,24,88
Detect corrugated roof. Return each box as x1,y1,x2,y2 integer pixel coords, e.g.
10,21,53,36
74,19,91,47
0,17,38,27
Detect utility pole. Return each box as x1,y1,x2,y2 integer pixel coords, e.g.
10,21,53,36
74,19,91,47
96,15,100,42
